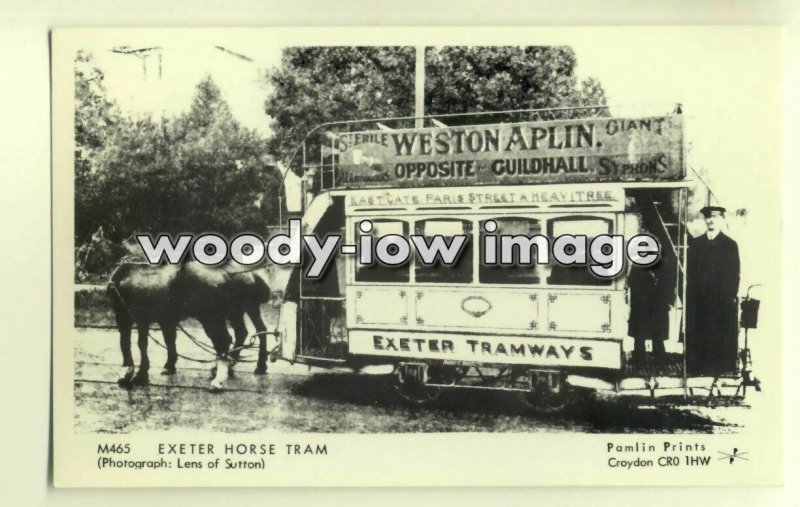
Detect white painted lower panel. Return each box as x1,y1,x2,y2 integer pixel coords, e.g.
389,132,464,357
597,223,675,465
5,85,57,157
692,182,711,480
349,330,622,369
348,286,408,326
548,292,613,333
414,288,538,330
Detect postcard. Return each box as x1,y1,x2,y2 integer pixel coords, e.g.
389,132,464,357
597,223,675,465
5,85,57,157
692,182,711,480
51,26,783,487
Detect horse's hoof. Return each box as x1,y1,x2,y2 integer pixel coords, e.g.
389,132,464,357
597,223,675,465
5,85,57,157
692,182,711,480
208,380,224,393
118,368,134,389
131,373,149,386
161,367,176,376
254,365,268,375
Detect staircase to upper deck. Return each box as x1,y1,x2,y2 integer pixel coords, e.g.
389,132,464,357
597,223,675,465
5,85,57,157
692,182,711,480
631,187,687,284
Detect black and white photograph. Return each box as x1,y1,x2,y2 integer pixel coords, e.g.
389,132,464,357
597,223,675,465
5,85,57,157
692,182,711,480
50,26,783,487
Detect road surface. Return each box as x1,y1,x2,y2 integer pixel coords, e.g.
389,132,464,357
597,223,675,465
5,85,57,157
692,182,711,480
72,327,751,434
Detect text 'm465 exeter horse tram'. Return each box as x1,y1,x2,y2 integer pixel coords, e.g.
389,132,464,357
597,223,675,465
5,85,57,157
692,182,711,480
275,106,761,411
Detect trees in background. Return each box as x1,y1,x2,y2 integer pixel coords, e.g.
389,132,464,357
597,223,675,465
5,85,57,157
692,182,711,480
74,50,122,244
425,47,607,124
264,46,608,163
75,45,607,278
264,47,416,166
75,56,280,273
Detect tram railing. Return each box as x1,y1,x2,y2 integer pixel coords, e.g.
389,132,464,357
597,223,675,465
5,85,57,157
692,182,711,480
298,296,348,361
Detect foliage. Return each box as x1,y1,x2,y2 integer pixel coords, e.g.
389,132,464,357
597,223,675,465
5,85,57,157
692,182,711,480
74,50,123,243
264,46,608,163
75,58,280,277
264,47,416,166
426,46,607,124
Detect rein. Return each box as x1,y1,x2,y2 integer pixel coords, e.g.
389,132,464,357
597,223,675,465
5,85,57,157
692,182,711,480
107,280,279,365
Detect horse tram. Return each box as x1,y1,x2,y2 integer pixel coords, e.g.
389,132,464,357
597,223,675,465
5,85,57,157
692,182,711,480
273,106,762,411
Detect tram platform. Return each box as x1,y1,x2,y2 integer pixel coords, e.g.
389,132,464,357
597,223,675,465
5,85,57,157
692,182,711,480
623,352,685,378
622,352,744,380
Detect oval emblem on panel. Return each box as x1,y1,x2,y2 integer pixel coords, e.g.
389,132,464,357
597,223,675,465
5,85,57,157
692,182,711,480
460,296,493,318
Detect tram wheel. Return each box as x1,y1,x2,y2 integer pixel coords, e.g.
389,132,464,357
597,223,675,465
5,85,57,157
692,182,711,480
394,378,442,406
392,365,443,406
516,371,578,414
518,386,575,414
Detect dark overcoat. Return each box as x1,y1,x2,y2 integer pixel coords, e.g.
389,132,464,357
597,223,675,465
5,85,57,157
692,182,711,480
685,231,740,376
628,257,675,342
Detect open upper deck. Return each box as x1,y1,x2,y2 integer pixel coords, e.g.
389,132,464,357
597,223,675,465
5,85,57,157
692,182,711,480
304,110,686,193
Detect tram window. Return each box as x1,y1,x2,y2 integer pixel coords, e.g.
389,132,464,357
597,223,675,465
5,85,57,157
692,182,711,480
354,220,410,283
414,219,473,284
479,217,542,284
547,216,613,286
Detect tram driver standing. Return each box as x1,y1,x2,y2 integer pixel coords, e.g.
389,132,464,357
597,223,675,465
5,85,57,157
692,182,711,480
685,206,741,378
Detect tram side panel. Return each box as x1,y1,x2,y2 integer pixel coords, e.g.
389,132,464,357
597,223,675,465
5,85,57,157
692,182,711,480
345,285,625,371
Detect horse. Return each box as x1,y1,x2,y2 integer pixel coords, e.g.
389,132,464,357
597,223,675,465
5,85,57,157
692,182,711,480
107,261,271,391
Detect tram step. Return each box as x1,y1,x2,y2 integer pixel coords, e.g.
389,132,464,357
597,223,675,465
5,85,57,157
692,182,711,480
618,377,685,390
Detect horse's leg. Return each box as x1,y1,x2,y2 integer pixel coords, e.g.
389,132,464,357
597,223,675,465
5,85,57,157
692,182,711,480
160,321,178,375
200,317,221,379
228,313,248,377
197,317,215,379
131,320,150,386
248,306,268,375
115,310,135,387
201,317,233,392
229,313,247,361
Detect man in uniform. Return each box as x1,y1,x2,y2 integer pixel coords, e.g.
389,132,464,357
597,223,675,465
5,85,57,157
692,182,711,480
685,206,741,377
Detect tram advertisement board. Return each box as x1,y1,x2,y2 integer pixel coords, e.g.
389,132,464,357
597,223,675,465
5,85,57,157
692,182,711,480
334,115,684,188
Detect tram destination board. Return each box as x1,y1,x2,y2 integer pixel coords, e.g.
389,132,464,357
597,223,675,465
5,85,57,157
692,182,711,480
334,115,684,188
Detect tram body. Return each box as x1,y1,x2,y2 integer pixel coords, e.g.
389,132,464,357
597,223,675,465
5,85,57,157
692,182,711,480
275,109,757,404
